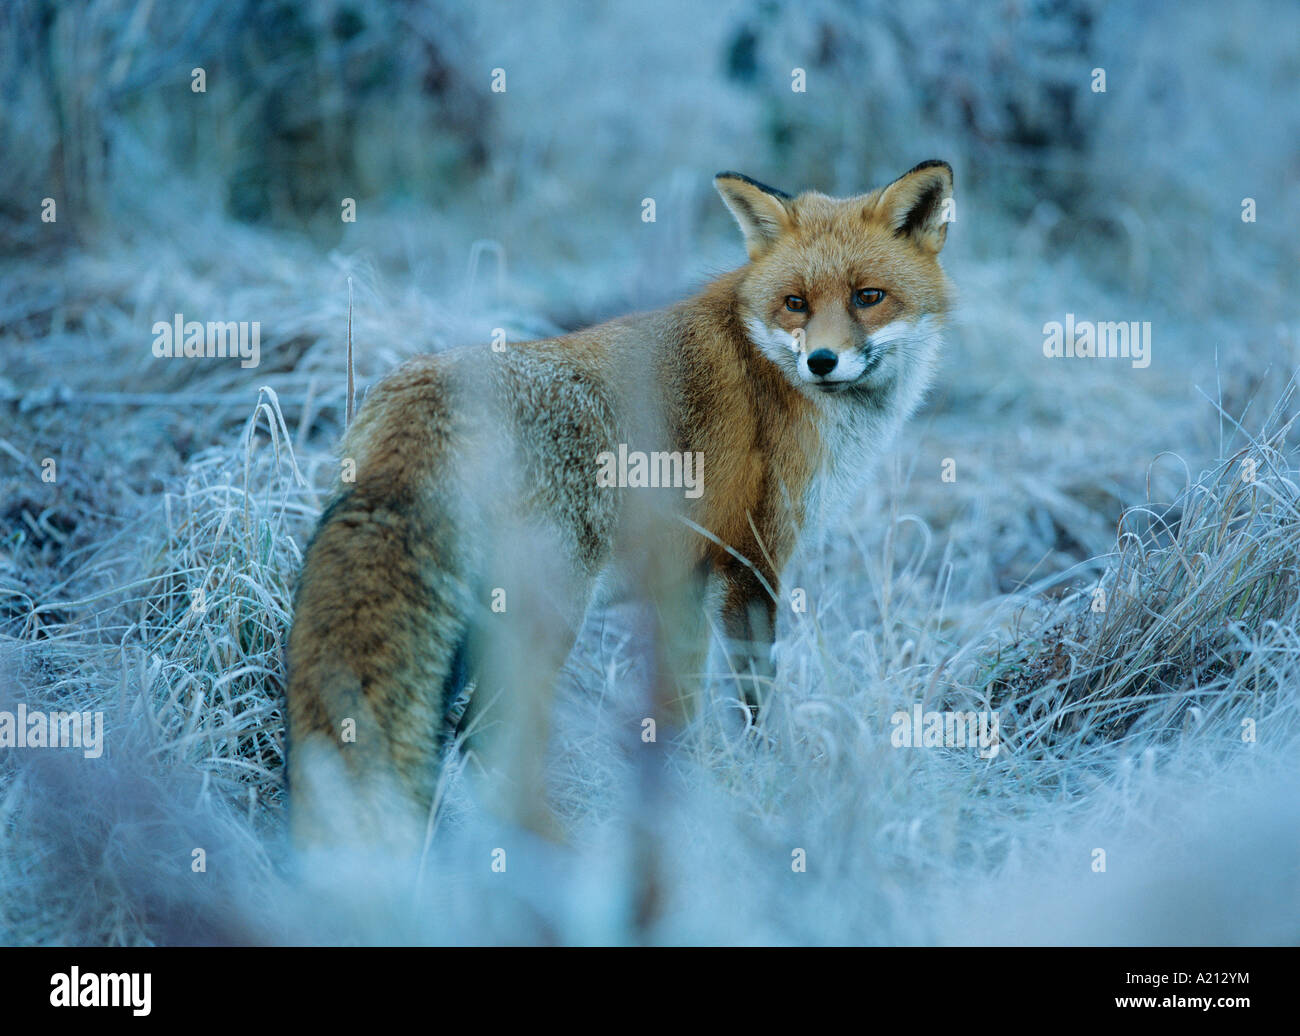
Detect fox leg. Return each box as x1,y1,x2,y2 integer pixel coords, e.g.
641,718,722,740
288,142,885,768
462,528,593,839
648,558,713,729
717,560,779,718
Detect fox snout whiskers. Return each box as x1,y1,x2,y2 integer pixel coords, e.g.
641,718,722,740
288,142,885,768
801,343,886,387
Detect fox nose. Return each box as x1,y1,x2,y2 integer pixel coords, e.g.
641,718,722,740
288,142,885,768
806,349,838,377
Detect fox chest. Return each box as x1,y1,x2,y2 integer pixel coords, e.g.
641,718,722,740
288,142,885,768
800,406,891,531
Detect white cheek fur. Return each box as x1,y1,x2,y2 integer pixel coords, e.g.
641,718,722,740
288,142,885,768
866,317,913,347
745,313,941,383
744,316,801,361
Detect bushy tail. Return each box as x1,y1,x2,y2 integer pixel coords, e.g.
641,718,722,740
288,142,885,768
286,482,472,852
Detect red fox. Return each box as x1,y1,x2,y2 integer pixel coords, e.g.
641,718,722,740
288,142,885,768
287,161,954,848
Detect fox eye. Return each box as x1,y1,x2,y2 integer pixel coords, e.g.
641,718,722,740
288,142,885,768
785,295,808,312
853,288,885,308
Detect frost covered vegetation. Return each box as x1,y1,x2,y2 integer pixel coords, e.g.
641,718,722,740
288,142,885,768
1,0,1298,944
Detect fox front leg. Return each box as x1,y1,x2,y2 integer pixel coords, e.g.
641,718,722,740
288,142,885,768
717,561,778,718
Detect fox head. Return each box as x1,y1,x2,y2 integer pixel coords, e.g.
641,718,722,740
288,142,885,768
715,161,953,408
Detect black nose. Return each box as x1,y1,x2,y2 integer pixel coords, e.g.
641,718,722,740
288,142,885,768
806,349,838,377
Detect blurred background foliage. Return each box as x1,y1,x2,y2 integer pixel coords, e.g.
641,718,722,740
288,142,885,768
5,0,1295,311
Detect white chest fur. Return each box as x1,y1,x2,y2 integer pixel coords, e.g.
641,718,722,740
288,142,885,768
802,403,893,528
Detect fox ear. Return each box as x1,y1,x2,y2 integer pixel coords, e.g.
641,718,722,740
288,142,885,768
714,172,794,259
873,160,954,254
